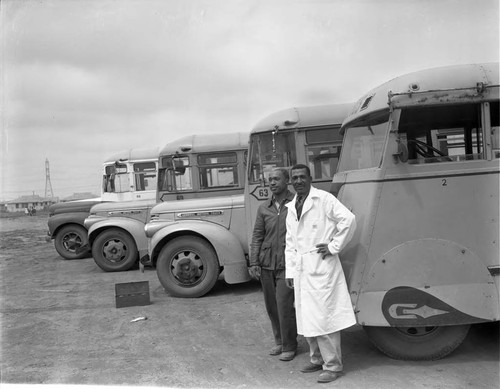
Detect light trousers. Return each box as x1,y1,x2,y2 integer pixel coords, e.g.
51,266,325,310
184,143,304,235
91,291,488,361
306,331,342,372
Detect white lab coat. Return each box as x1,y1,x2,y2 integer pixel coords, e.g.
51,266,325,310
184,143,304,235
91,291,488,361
285,186,356,337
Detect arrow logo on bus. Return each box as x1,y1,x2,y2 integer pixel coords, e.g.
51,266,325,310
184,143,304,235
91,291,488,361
388,303,449,319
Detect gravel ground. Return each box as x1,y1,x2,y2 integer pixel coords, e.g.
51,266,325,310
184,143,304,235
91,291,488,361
0,212,498,389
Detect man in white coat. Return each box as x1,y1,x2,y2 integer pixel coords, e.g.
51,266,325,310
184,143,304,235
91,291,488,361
285,164,356,383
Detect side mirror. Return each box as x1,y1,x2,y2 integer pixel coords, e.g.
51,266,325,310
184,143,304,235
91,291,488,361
173,159,186,175
393,139,409,163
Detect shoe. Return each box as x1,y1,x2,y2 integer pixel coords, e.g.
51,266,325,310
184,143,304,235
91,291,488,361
300,362,323,373
279,350,296,361
317,370,341,383
269,345,282,356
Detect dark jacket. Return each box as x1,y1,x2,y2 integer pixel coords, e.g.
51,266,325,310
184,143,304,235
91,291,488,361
250,190,294,270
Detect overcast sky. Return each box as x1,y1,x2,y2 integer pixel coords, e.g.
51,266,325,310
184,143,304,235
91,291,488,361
1,0,498,200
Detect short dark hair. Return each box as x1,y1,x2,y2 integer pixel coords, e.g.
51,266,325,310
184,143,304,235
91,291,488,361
272,167,290,181
290,164,311,177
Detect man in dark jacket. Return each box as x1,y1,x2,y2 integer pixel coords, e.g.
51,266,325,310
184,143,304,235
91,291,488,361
249,167,297,361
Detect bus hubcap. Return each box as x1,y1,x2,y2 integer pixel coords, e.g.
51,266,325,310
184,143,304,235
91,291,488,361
171,251,203,285
103,240,126,262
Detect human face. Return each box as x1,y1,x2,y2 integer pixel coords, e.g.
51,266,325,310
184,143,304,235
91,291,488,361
268,170,288,196
291,168,311,196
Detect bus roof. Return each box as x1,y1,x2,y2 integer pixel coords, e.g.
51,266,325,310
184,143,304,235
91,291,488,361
251,103,353,134
343,62,499,129
103,147,160,164
159,131,249,156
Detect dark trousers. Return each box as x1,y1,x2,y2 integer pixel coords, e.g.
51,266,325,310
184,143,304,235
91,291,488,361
260,268,298,352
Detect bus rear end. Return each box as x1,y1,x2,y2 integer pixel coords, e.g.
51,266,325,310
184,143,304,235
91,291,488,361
334,62,499,360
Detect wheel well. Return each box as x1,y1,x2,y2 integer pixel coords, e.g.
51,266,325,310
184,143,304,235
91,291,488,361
89,226,133,246
54,223,86,238
151,231,218,267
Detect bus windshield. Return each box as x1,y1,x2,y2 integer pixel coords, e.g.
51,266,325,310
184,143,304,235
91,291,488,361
158,155,193,192
248,130,296,184
337,111,389,172
134,162,157,192
103,163,128,193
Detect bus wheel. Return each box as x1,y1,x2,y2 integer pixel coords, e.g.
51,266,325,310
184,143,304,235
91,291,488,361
364,324,470,361
92,229,138,272
54,225,89,260
156,236,219,298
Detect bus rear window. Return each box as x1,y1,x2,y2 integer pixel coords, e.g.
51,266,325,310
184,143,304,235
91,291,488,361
398,104,484,164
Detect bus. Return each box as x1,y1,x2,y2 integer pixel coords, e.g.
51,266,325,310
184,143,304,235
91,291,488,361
47,147,158,260
145,104,351,298
85,132,248,272
101,148,158,202
332,62,499,360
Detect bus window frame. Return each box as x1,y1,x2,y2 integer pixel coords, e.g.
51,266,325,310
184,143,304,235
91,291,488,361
301,125,343,182
395,103,489,165
103,162,129,193
197,151,240,191
248,130,297,185
159,155,193,193
133,161,157,192
337,112,391,173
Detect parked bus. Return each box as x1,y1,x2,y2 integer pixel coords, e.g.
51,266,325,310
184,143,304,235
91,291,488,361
47,147,158,260
101,148,158,202
145,104,351,298
85,132,248,272
332,62,499,360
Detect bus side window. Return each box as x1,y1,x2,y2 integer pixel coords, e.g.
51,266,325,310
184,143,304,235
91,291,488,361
400,104,483,164
198,152,238,189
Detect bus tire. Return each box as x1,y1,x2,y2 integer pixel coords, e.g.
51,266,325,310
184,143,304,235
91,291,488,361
363,324,470,361
54,225,89,260
156,236,220,298
92,229,138,272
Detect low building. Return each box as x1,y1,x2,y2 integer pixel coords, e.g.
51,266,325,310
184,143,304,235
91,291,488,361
5,195,58,213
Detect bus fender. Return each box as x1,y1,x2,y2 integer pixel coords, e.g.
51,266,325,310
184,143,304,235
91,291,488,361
150,220,250,284
88,218,149,259
356,238,499,326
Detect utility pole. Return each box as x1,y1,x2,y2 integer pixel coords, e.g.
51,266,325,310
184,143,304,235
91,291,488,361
45,158,54,199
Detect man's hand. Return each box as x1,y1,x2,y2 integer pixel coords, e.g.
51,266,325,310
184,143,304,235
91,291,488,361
248,265,261,280
285,278,294,289
315,243,332,259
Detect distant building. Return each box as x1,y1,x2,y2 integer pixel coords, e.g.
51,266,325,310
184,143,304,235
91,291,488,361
5,194,58,213
61,192,99,202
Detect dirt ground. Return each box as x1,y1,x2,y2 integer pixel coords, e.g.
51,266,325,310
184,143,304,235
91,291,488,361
0,212,499,389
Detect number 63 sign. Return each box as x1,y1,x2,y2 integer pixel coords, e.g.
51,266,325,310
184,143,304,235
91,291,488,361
250,186,270,201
